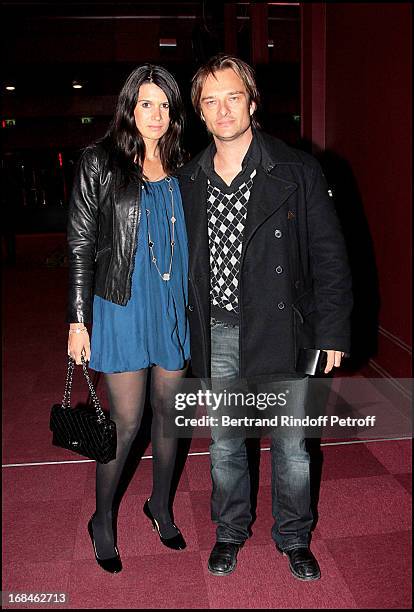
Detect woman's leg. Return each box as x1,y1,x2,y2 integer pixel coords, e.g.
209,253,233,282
92,369,148,558
148,363,188,538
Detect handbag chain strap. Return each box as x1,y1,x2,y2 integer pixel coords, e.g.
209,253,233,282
62,356,106,424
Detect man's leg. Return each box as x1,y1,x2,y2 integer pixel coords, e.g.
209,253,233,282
207,319,250,574
210,433,251,544
268,376,320,580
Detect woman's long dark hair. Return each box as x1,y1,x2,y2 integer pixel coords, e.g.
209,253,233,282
100,64,186,183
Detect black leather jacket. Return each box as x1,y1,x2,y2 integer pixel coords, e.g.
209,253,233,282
67,143,142,323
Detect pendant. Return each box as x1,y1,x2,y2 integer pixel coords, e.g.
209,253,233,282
162,273,170,281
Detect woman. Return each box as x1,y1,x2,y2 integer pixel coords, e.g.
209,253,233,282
67,64,190,574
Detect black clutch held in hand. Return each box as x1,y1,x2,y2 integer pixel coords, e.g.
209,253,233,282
49,356,117,464
296,348,328,376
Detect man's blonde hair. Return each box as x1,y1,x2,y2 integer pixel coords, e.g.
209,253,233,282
191,54,260,128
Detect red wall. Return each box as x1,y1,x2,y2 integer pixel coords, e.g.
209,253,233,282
302,3,412,377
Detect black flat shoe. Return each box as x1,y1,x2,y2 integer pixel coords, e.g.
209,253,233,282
276,544,321,581
87,515,122,574
143,499,186,550
207,541,242,576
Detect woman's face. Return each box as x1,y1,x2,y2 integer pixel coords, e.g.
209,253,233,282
134,82,170,143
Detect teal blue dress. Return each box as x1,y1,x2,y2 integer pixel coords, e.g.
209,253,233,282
89,177,190,373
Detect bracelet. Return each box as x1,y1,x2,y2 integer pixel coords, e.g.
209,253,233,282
69,327,88,334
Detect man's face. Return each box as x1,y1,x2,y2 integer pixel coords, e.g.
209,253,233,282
199,67,255,142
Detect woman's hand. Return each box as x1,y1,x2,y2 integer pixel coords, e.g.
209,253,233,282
68,323,91,365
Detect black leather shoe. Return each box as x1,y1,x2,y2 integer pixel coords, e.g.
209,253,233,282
143,499,186,550
207,541,242,576
276,544,321,581
87,515,122,574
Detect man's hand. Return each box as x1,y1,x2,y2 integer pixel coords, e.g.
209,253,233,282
323,350,345,374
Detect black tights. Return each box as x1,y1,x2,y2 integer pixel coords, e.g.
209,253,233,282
91,365,186,558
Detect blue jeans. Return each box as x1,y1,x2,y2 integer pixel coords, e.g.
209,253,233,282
209,319,313,550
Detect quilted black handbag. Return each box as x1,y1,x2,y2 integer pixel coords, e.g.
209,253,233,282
50,356,117,463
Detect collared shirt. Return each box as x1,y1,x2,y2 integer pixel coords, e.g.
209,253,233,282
198,131,262,194
198,131,261,324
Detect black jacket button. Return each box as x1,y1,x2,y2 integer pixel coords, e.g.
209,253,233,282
275,266,283,274
277,302,285,310
274,229,282,238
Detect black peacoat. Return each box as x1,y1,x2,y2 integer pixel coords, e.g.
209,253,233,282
177,130,353,379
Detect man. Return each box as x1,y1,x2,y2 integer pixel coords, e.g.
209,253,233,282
177,55,352,581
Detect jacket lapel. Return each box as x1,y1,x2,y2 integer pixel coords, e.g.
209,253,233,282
178,131,300,275
112,169,141,264
179,175,209,278
242,166,297,254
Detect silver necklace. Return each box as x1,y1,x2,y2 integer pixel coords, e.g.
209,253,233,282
144,177,176,282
